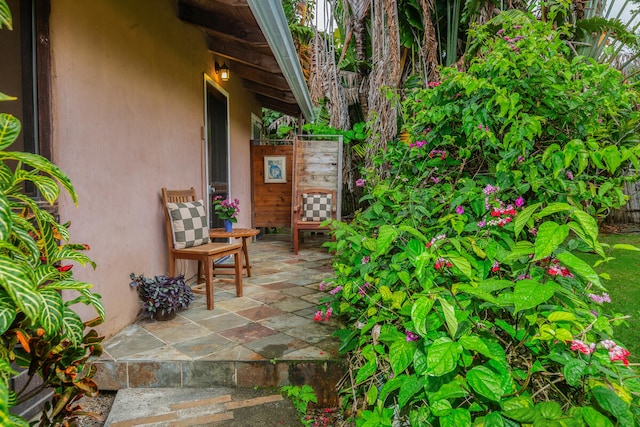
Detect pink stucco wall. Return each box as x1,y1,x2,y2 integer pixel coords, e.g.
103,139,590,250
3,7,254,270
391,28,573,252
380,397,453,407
49,0,261,338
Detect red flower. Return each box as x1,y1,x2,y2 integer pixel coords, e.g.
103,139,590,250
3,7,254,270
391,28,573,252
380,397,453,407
609,345,631,366
435,258,452,270
56,265,73,273
570,339,594,355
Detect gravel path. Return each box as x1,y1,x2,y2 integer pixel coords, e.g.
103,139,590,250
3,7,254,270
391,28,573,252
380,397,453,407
75,391,117,427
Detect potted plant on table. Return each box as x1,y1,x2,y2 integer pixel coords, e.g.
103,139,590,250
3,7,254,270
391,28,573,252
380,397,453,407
213,196,240,232
129,273,194,320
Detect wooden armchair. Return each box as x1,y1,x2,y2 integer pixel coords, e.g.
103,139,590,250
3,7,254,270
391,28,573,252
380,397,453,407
161,188,243,310
292,188,337,255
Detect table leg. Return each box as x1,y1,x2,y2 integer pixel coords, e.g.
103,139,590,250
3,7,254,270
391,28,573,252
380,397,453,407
242,236,251,277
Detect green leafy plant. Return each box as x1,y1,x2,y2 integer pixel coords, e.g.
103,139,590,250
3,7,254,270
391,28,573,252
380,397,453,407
0,1,105,424
212,196,240,223
281,384,318,426
320,12,640,426
129,273,194,319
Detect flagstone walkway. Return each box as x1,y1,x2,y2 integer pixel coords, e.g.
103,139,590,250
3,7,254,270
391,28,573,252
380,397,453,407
94,233,345,407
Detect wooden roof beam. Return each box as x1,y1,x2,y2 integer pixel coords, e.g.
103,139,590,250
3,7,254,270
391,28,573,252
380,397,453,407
207,37,281,74
255,94,301,116
243,80,297,104
230,62,290,91
178,2,267,46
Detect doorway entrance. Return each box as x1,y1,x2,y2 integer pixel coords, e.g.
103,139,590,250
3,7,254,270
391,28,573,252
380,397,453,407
204,77,229,229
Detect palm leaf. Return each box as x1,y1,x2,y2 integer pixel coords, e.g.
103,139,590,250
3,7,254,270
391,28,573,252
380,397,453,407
573,16,638,47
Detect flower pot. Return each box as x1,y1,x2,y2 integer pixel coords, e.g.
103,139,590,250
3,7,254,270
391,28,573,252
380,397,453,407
154,310,177,321
224,219,233,232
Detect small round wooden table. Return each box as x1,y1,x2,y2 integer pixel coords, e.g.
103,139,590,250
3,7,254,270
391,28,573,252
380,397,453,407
209,228,260,277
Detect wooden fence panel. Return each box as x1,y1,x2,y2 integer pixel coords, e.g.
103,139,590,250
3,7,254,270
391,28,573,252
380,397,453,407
251,144,293,228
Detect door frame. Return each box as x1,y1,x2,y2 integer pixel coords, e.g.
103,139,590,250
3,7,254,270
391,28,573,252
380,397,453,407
203,74,231,226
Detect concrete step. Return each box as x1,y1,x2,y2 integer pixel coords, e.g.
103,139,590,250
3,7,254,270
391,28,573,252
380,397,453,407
104,387,300,427
93,359,345,407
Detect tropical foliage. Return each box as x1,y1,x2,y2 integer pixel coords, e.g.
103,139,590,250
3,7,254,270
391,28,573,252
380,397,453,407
319,13,640,426
0,1,105,424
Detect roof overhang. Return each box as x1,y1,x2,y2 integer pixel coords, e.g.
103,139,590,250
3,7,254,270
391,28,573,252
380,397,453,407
177,0,314,122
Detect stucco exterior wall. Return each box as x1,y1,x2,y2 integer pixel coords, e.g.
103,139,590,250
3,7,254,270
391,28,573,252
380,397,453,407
49,0,261,338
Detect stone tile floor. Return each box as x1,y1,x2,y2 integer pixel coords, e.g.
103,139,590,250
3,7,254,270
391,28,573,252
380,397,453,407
94,233,344,401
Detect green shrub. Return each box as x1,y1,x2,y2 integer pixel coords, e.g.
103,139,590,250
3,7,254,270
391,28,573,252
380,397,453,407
321,12,640,426
0,1,104,424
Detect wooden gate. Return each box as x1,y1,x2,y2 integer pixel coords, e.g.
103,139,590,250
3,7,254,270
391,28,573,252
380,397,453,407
293,135,343,221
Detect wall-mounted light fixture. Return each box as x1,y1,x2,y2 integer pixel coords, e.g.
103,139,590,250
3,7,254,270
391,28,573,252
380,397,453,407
215,62,230,81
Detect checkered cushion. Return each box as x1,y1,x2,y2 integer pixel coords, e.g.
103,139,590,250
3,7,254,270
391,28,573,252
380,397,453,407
302,193,333,222
166,200,210,249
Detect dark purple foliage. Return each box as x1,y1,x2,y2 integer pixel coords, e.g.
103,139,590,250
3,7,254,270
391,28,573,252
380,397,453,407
129,273,194,319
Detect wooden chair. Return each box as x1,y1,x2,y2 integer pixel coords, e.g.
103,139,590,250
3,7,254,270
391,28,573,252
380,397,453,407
161,187,243,310
292,188,337,255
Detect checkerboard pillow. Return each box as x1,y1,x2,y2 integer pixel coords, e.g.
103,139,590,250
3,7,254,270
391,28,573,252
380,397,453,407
302,193,333,222
166,200,210,249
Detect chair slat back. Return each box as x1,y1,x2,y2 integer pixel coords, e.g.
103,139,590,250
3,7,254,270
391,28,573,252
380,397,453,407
161,187,198,250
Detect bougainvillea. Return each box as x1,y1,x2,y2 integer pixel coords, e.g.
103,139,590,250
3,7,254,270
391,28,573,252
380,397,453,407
320,10,640,427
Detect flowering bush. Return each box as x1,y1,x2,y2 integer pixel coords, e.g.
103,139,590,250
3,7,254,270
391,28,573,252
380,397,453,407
213,196,240,223
321,11,640,426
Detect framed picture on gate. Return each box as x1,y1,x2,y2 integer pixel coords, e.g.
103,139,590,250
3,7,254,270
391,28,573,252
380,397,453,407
264,156,287,183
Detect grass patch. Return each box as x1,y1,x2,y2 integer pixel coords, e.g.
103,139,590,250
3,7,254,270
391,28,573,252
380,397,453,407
581,232,640,360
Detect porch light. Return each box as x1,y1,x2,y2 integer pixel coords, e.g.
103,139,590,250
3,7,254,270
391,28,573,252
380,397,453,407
215,62,230,81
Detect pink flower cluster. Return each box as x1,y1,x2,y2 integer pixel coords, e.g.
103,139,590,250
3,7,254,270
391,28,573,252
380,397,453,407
491,261,500,272
483,184,500,195
318,280,333,291
484,205,517,227
570,339,596,355
425,234,446,249
314,307,333,322
547,259,574,278
427,81,441,88
405,330,419,342
569,339,631,366
502,34,523,51
358,282,372,296
409,140,427,149
588,293,611,304
356,178,366,187
429,149,447,160
329,285,343,295
435,258,453,270
601,339,631,366
213,196,240,219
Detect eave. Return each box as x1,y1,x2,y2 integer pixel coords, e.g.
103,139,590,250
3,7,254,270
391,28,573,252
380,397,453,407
177,0,314,122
